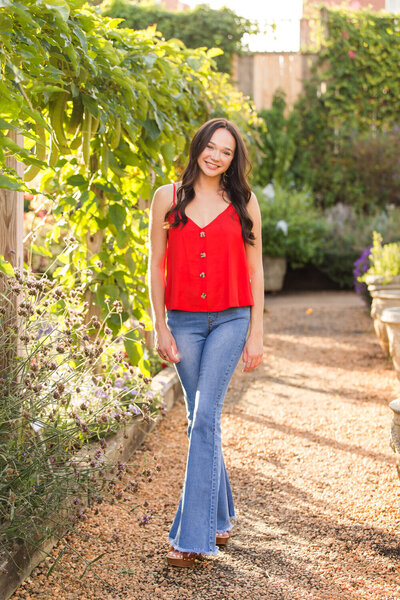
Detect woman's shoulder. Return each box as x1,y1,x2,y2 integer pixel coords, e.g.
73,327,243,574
151,183,175,212
153,181,182,199
247,190,260,210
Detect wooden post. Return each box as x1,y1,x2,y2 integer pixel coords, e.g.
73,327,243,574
0,131,24,374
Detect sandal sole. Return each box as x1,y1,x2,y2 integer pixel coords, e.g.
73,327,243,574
216,533,230,546
167,556,195,567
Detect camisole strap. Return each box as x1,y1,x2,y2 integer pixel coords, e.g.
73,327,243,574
172,182,176,206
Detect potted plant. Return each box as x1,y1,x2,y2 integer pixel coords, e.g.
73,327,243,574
258,183,326,292
361,232,400,291
358,232,400,353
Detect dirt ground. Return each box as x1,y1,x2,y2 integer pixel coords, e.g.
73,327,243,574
11,291,400,600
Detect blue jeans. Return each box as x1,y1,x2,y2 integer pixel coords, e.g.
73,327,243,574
166,306,251,555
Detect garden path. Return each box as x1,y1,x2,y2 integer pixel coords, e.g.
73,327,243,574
11,291,400,600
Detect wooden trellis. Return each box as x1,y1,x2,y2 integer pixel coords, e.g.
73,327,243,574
0,131,24,373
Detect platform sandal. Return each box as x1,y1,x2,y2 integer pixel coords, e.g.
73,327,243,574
216,531,230,546
167,546,200,567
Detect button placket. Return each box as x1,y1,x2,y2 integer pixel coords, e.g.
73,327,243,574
199,230,207,300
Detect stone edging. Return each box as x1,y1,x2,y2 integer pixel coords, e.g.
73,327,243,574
0,367,181,600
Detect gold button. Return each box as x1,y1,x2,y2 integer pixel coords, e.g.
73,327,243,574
200,272,205,278
200,252,206,258
201,293,207,299
200,232,206,238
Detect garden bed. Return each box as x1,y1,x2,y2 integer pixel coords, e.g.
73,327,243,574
0,367,181,600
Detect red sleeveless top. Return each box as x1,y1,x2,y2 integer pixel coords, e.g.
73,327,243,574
165,183,254,312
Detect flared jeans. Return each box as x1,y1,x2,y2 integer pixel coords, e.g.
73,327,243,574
166,306,250,555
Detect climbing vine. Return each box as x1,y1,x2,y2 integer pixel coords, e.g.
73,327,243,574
0,0,259,369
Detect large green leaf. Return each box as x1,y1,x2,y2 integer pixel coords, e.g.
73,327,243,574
124,329,144,366
109,204,126,230
0,255,14,276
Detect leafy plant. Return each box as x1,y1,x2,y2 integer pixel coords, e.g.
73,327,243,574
0,265,159,556
360,231,400,282
0,0,259,372
253,89,301,189
257,184,326,268
317,205,400,288
288,8,400,209
102,0,257,74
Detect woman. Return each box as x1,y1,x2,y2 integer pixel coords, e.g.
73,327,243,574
148,118,264,567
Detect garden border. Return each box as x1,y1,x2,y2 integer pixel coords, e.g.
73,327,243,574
0,367,181,600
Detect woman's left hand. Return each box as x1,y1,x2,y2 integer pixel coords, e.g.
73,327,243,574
242,333,263,372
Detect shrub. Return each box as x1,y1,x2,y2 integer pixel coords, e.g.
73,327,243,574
317,205,400,288
257,184,326,268
253,90,301,189
360,231,400,282
102,0,256,74
0,266,158,554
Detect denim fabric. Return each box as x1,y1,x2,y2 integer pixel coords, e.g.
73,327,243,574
166,306,250,555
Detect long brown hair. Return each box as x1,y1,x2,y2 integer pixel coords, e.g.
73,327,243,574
164,118,255,245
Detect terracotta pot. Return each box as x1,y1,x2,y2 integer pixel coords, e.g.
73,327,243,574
263,256,287,292
381,307,400,380
370,290,400,355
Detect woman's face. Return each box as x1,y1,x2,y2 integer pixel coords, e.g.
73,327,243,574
197,127,236,179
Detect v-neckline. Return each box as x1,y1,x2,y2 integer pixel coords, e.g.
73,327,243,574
186,203,232,230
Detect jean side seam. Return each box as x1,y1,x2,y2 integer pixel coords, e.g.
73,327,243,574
207,329,247,551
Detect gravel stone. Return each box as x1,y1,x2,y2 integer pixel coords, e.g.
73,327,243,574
9,291,400,600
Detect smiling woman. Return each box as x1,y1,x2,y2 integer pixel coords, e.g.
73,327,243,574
148,117,264,567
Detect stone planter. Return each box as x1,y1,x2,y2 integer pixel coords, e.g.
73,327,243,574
263,256,287,292
370,290,400,355
366,274,400,294
381,307,400,380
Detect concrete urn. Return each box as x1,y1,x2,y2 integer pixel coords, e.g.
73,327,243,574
366,274,400,294
263,256,287,293
381,307,400,381
370,289,400,355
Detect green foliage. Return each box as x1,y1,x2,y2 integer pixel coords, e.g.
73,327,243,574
256,9,400,210
360,231,400,281
0,267,157,550
257,184,326,268
0,0,259,370
317,9,400,130
253,90,301,189
102,0,256,74
317,204,400,288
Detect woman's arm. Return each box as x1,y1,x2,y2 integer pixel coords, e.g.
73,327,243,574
148,185,180,363
242,192,264,372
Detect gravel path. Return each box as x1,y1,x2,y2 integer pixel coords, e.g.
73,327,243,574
11,292,400,600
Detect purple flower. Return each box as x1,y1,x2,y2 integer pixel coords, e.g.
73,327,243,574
113,378,124,388
128,404,141,415
353,246,372,306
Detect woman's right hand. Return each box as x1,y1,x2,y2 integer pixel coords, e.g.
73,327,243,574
154,325,180,363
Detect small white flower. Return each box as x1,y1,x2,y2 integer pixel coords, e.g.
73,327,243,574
276,220,288,235
263,183,275,199
30,420,43,433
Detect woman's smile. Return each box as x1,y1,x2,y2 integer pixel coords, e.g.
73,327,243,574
197,128,235,177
